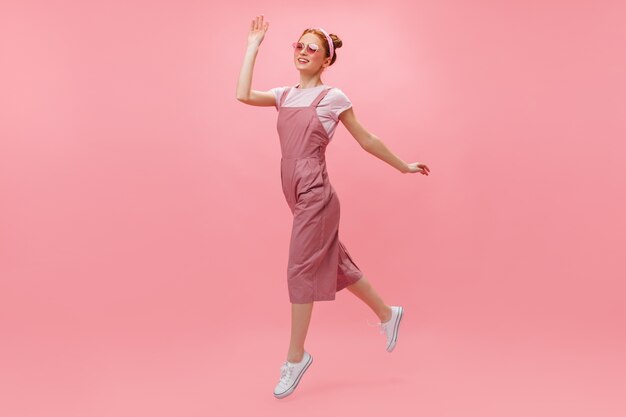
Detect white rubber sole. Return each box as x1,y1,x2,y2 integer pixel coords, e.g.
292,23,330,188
386,306,404,352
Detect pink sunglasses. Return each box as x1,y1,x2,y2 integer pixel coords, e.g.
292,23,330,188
292,41,321,55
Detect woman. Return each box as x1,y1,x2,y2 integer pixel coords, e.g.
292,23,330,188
236,15,430,399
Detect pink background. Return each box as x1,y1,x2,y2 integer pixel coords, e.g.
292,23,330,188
1,1,625,416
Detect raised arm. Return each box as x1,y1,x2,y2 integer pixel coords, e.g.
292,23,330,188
339,107,430,176
236,15,275,106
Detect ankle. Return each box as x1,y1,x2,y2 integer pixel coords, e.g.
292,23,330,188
287,350,305,363
378,306,392,323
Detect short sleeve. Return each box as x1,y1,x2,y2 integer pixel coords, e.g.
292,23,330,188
270,86,288,111
328,88,353,121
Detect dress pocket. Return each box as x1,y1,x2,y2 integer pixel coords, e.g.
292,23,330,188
304,158,324,190
295,158,323,201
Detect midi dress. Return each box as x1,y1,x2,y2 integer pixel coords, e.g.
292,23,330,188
277,85,364,303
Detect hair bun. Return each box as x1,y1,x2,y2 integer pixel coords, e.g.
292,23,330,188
330,34,342,49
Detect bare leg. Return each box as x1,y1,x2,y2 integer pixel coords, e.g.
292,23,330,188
286,302,313,363
346,275,392,323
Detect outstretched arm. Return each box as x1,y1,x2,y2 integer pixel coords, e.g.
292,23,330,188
236,15,273,105
339,108,430,175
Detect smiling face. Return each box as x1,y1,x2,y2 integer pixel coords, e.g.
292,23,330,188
294,33,332,73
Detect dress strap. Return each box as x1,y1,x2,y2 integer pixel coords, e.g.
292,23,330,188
310,87,332,108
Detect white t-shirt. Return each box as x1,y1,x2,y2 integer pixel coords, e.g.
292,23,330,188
270,83,352,141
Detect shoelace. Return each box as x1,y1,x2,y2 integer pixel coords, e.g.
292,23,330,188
278,362,294,385
367,319,387,336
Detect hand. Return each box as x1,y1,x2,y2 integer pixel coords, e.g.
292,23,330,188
248,14,269,47
404,162,430,175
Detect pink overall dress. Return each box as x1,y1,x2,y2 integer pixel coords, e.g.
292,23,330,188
277,85,364,303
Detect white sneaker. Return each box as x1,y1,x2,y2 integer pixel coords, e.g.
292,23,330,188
273,351,313,399
369,306,404,352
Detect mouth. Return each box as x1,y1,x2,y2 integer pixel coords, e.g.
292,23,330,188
297,58,309,64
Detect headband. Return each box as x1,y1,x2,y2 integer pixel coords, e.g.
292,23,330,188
315,27,334,60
